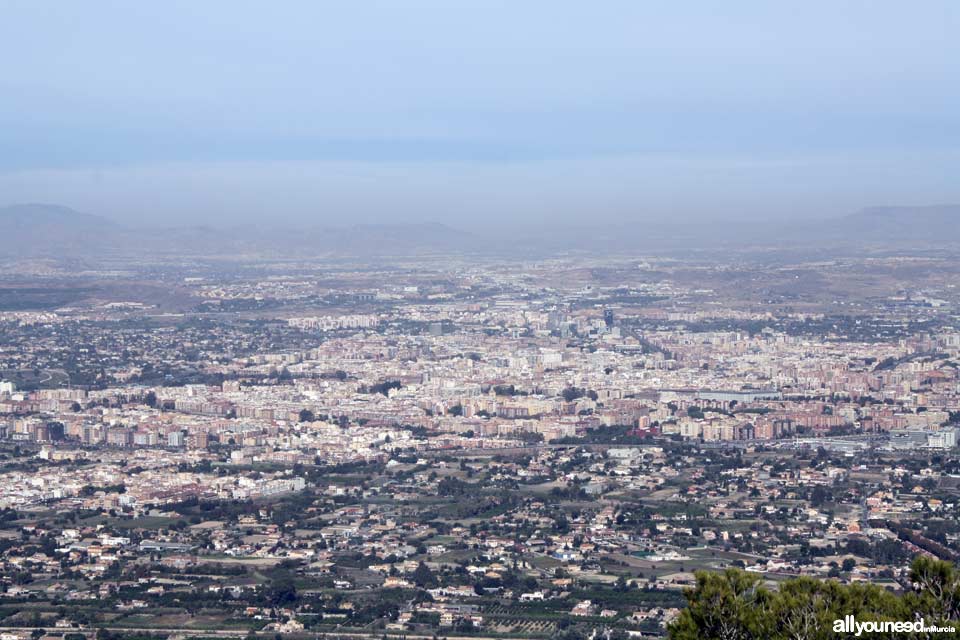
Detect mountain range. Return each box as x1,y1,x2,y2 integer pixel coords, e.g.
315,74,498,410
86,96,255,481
1,203,959,259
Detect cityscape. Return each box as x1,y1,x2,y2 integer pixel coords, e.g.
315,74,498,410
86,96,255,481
3,2,960,638
2,241,960,638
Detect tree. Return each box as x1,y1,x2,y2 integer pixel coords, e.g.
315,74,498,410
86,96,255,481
809,485,829,507
668,569,772,640
267,573,297,606
910,555,960,623
562,387,585,402
413,561,438,588
668,561,952,640
298,409,315,423
768,577,904,640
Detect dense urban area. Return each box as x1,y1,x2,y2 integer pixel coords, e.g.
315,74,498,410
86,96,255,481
2,249,960,639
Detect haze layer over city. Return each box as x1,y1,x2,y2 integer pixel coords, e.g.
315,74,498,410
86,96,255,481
2,3,960,640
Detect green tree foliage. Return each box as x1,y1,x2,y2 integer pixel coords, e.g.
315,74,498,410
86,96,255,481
555,386,599,403
413,561,439,588
668,569,773,639
911,555,960,622
362,379,402,396
267,572,297,606
669,557,960,640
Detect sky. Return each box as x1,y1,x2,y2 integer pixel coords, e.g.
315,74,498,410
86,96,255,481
1,1,959,228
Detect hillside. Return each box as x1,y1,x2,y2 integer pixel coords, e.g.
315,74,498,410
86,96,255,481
838,204,960,242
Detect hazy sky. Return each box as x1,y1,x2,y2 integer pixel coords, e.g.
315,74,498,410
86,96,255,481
1,1,959,227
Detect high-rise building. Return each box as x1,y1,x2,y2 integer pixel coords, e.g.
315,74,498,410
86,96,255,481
603,309,615,328
106,428,133,447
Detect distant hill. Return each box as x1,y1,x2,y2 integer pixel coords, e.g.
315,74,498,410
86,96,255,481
0,203,471,258
0,204,122,256
0,203,118,229
837,204,960,242
1,202,958,259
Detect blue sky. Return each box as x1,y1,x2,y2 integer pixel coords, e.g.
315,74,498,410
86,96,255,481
1,1,958,226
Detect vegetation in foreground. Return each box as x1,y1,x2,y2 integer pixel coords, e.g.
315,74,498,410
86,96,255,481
668,556,960,639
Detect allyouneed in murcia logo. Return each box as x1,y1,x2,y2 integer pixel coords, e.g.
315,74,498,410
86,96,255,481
833,615,956,636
